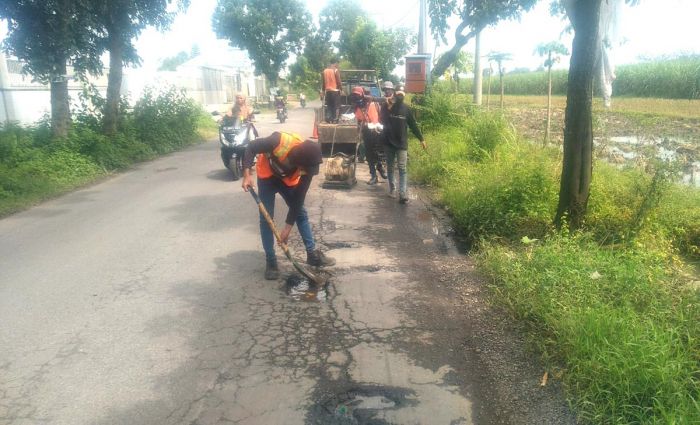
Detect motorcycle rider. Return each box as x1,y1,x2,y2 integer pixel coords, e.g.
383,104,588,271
231,93,253,122
299,92,306,108
242,133,335,280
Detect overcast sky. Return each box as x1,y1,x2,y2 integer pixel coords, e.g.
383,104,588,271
3,0,699,74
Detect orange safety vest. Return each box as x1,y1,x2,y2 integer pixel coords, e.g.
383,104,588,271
355,101,379,124
256,132,304,187
323,68,340,92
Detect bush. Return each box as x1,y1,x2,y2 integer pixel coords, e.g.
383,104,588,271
0,85,211,216
132,86,201,154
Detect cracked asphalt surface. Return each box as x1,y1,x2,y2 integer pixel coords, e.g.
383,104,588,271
0,103,576,424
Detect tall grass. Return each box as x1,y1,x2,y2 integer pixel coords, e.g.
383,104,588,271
411,91,700,423
449,56,700,100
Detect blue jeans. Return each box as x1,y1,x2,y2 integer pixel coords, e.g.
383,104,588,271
384,144,408,196
258,177,315,263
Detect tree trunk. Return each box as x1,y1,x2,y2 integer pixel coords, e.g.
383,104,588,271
431,22,477,79
545,59,552,146
50,61,70,138
103,28,123,136
486,70,492,110
554,0,603,229
473,30,482,105
499,72,504,110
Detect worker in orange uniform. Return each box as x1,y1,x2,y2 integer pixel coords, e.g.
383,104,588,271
352,86,386,185
242,133,336,280
321,58,342,123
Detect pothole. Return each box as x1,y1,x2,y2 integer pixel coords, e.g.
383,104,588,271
285,274,329,302
312,386,415,424
325,241,356,249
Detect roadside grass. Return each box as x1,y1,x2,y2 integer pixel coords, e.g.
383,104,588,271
477,236,700,424
411,92,700,423
0,87,216,217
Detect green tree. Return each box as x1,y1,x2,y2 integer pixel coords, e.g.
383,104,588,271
0,0,102,138
289,56,319,94
554,0,638,229
301,32,334,76
344,18,414,80
486,51,511,110
535,41,568,145
319,0,368,56
213,0,311,85
428,0,537,80
92,0,185,135
158,51,191,72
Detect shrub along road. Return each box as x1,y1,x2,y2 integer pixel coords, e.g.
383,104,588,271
0,104,574,424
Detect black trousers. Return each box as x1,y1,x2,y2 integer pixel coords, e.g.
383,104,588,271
324,91,340,122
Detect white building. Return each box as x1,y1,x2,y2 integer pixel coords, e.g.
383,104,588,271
0,47,265,126
0,55,109,125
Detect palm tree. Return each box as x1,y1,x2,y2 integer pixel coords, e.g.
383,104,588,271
486,51,512,110
535,41,569,145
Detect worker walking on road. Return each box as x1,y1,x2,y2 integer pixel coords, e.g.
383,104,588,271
321,58,342,123
380,82,426,204
242,133,336,280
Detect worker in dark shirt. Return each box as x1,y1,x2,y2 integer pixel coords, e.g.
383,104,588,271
242,132,336,280
380,83,426,204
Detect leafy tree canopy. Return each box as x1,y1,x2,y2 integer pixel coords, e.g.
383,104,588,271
428,0,538,78
344,18,414,80
158,47,200,71
212,0,311,84
319,0,368,54
0,0,102,82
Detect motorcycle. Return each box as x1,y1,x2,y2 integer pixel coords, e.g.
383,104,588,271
218,116,258,180
299,96,306,108
275,97,288,123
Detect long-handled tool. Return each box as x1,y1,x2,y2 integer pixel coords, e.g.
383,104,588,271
248,187,326,286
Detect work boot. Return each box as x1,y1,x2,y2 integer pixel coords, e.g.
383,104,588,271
399,194,409,204
264,260,280,280
307,250,336,267
388,188,396,198
377,166,387,180
367,176,378,185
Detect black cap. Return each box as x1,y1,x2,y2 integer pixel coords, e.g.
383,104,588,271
287,139,322,175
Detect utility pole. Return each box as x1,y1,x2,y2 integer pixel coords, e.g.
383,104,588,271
473,31,482,105
418,0,428,54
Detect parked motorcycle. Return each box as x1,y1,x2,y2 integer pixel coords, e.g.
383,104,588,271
218,115,258,180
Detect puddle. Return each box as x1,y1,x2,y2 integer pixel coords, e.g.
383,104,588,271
285,275,328,302
313,386,413,424
596,136,699,187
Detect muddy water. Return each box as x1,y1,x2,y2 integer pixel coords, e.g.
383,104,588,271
285,274,328,302
596,136,700,187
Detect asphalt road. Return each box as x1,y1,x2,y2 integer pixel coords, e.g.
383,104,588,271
0,102,575,425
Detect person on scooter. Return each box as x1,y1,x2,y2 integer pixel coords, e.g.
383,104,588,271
242,133,335,280
352,86,387,185
231,93,253,122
